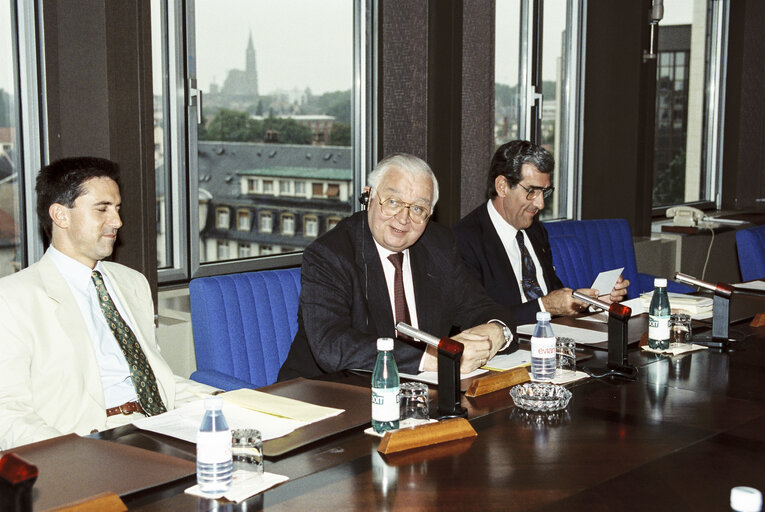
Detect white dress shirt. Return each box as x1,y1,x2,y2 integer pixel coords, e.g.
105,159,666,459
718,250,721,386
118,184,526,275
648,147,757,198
486,200,549,310
48,246,139,407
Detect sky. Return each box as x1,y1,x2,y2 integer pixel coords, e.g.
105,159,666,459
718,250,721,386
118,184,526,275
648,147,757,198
190,0,353,96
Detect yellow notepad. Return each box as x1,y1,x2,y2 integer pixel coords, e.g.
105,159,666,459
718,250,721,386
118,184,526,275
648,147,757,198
222,388,344,423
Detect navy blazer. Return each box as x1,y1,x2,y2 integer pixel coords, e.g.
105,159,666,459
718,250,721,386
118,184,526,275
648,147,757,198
278,211,518,380
453,203,563,325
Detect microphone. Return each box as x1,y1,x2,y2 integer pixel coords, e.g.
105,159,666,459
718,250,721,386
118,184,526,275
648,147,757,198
395,323,441,349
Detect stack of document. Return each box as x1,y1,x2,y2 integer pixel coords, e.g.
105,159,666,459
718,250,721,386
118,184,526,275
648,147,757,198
134,389,344,444
640,291,713,318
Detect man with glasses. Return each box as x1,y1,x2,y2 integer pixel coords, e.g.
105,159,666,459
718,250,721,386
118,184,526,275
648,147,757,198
278,153,517,381
453,140,629,325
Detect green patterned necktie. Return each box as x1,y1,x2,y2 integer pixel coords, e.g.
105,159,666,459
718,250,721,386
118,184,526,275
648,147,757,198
91,270,167,416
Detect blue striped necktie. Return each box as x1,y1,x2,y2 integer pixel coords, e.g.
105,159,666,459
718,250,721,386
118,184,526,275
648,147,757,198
516,230,544,301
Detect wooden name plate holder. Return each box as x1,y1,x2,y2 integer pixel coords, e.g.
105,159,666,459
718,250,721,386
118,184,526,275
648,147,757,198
751,313,765,328
464,366,530,398
377,418,477,455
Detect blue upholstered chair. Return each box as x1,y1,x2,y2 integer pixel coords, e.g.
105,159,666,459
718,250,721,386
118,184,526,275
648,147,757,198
736,225,765,282
543,218,694,298
189,267,301,390
547,235,596,291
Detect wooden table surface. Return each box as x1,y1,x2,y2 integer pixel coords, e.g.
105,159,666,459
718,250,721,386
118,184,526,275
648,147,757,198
112,303,765,511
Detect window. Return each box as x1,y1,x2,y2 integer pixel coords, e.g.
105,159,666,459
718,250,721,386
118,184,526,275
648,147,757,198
259,211,273,233
260,244,273,255
652,0,728,209
281,213,295,235
216,207,230,229
154,0,371,280
327,217,341,231
495,0,584,220
238,243,250,258
312,182,324,197
326,183,340,198
237,209,250,231
217,240,229,259
304,215,318,238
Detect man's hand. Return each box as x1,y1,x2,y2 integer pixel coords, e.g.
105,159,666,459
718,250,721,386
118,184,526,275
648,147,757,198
461,322,506,354
601,275,630,304
541,287,598,316
451,330,493,374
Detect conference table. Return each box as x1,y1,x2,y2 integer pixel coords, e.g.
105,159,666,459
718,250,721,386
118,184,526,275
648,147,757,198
21,296,765,510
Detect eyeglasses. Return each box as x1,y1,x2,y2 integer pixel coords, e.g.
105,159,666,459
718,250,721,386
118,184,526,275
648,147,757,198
377,197,432,224
517,183,555,201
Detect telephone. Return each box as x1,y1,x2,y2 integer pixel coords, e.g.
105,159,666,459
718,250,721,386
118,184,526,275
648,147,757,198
666,206,705,227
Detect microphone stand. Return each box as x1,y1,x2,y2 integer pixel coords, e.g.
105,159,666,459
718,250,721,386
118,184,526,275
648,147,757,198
571,292,638,380
396,323,468,418
674,272,743,348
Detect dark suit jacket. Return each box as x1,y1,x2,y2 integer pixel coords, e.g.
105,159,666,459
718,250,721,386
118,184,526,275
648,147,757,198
278,211,518,380
453,203,563,325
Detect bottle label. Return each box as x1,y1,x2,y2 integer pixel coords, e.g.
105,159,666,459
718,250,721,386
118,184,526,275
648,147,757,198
648,314,670,340
372,387,400,422
530,336,556,359
197,430,233,464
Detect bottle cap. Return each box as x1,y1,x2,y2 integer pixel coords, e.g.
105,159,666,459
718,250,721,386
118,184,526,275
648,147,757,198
536,311,551,322
204,395,224,411
731,486,762,512
377,337,394,351
654,278,667,287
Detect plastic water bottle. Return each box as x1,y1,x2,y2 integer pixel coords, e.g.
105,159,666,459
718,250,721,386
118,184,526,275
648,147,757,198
531,311,556,381
196,396,233,497
371,337,400,433
648,278,671,350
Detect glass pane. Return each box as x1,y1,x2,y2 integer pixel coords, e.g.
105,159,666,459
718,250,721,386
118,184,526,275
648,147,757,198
193,0,353,264
494,0,521,146
539,0,568,220
652,0,704,207
0,0,23,276
151,0,172,268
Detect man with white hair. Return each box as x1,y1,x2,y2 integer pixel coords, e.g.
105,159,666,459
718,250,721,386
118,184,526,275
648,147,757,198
278,153,517,381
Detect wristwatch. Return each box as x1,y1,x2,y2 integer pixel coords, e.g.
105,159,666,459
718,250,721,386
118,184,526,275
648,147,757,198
491,320,513,350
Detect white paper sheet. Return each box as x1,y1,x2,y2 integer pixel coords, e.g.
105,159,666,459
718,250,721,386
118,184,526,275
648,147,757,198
133,399,307,443
590,267,624,296
518,323,609,345
734,280,765,291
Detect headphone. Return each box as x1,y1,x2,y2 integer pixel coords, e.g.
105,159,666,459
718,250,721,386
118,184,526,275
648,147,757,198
359,190,370,210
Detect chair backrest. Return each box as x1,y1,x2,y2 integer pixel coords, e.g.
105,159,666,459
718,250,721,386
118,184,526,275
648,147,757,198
189,267,301,389
736,225,765,282
543,218,644,298
548,235,596,291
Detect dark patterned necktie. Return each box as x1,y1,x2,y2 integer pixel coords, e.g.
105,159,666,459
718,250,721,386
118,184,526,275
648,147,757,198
516,230,544,301
387,253,411,338
91,270,167,416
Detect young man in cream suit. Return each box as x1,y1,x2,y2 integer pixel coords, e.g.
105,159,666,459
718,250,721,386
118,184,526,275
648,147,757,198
0,157,216,449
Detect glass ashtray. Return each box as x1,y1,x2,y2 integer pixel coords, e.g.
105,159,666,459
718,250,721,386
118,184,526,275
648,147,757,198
509,382,572,412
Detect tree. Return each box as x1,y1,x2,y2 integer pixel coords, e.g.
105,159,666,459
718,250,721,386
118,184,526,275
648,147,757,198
263,117,311,145
201,109,263,142
328,122,351,146
653,149,686,206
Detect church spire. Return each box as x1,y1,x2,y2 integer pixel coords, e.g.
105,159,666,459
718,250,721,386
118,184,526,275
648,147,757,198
246,31,259,97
